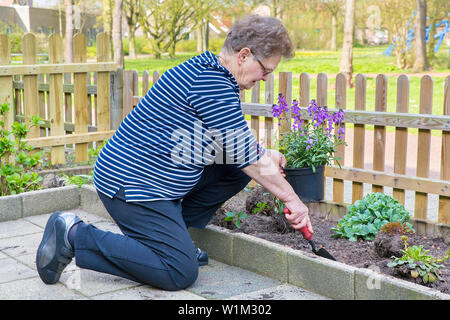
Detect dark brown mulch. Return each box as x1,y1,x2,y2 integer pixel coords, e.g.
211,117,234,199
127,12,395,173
208,188,450,295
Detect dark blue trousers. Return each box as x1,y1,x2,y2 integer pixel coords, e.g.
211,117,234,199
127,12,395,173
74,164,251,291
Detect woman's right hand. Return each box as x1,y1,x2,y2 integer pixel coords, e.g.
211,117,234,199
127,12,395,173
283,200,313,234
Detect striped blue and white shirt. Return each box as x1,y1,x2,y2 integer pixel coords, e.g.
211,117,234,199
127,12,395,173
93,51,265,202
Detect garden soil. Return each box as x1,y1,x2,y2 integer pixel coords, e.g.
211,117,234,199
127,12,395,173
209,187,450,295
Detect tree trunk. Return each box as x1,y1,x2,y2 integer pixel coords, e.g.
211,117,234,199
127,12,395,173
196,27,203,52
169,43,176,58
205,18,209,51
152,39,163,59
427,19,437,65
64,0,73,63
413,0,429,72
331,14,337,51
113,0,124,68
339,0,355,88
128,24,136,59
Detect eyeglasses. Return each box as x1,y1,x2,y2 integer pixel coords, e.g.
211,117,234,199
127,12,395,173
253,55,273,77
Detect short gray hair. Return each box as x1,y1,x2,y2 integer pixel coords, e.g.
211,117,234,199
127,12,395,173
222,15,294,60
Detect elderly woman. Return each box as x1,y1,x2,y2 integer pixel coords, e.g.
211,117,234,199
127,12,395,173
36,15,312,291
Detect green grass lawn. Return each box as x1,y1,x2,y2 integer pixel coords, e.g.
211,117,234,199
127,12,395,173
124,45,449,118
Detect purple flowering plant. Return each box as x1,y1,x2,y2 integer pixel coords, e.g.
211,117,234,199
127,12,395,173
272,94,346,172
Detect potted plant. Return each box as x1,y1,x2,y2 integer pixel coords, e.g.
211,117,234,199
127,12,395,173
272,95,346,202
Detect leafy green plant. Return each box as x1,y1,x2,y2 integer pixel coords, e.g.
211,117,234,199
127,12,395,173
224,210,248,229
332,192,414,241
253,201,270,214
387,236,450,284
272,197,286,215
88,140,108,164
0,103,44,196
61,171,94,189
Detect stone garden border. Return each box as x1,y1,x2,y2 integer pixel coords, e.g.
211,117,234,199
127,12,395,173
0,185,449,300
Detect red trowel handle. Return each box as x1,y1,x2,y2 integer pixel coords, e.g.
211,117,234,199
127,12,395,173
283,207,313,241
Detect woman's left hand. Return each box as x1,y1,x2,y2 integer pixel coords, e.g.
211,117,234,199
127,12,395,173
266,149,287,177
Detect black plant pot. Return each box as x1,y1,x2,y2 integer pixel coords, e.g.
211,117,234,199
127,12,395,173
284,165,325,203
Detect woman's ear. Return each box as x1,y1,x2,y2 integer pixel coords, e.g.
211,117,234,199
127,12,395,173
237,47,251,65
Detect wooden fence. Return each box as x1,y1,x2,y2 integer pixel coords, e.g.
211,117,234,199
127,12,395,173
0,32,117,164
1,31,448,226
123,70,450,226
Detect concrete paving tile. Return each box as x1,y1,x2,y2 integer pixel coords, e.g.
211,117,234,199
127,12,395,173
9,253,38,271
0,277,86,300
0,257,36,284
225,283,329,300
0,233,42,258
24,209,106,229
187,259,280,300
92,286,206,300
0,219,42,239
58,267,141,297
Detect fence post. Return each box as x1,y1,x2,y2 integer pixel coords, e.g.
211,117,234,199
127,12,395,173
0,34,13,133
352,73,366,202
317,73,327,107
278,72,292,136
414,75,433,220
48,33,65,165
96,32,111,138
393,75,409,204
264,73,274,148
251,80,260,142
110,67,123,130
37,73,46,137
372,74,387,193
122,69,135,118
152,70,160,85
142,70,149,96
23,33,40,138
439,76,450,225
333,73,347,203
73,33,89,162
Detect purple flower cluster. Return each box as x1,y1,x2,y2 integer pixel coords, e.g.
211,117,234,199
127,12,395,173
272,98,345,140
272,93,289,126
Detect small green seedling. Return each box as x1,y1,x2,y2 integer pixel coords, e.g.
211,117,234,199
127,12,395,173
253,201,270,214
224,210,248,228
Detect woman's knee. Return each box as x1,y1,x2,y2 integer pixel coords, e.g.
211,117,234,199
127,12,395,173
171,263,199,290
137,256,199,291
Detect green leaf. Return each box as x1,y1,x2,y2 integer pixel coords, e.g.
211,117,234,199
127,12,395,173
387,261,398,268
239,212,248,219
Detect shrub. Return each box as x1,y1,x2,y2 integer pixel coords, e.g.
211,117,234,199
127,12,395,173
0,103,44,196
332,192,414,241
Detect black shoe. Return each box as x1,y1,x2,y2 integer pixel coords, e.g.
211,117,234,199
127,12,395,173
196,247,208,266
36,211,81,284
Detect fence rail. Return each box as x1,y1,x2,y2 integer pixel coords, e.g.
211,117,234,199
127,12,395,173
123,70,450,226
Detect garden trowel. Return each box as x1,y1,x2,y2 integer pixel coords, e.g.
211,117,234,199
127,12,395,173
283,208,336,261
